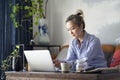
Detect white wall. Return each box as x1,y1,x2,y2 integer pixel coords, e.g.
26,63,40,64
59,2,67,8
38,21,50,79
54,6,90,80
34,0,120,45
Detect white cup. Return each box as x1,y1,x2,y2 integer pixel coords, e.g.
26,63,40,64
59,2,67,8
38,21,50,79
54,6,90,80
60,62,70,72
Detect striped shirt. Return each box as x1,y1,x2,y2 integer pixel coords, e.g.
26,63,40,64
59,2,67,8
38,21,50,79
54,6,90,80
66,31,107,70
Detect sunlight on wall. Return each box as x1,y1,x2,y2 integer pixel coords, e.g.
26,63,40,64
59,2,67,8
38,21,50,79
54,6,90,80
83,0,120,44
46,0,120,45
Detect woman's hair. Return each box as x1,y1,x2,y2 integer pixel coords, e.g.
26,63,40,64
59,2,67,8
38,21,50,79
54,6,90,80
66,9,85,30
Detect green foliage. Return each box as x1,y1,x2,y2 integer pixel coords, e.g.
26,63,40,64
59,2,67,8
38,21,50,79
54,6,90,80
10,0,47,28
10,4,20,28
0,45,20,80
0,45,20,71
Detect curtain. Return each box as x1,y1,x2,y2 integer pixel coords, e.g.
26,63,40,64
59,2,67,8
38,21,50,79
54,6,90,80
0,0,15,62
0,0,15,78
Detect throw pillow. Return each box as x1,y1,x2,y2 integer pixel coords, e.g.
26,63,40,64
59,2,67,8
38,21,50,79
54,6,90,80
110,49,120,67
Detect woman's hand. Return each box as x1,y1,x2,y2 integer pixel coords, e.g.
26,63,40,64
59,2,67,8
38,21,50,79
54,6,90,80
53,59,60,68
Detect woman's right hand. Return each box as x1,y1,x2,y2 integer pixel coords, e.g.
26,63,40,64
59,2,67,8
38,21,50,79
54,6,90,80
53,59,60,68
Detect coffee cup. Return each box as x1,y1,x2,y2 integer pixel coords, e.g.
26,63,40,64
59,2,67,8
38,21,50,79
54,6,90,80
60,62,70,72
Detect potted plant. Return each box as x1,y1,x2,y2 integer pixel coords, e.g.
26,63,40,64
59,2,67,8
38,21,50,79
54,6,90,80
0,45,20,80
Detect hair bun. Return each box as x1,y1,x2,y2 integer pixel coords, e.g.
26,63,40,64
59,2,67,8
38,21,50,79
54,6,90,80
76,9,84,17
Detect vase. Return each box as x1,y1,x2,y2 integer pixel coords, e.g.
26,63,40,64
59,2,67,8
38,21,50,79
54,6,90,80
38,18,50,45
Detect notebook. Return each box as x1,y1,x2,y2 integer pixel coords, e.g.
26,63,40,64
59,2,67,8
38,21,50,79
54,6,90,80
24,50,55,72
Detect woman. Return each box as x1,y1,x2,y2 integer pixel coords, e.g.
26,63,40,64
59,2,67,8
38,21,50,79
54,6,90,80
54,10,107,71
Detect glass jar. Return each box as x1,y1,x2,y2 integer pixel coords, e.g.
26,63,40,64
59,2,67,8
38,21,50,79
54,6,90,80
76,60,83,72
76,57,88,72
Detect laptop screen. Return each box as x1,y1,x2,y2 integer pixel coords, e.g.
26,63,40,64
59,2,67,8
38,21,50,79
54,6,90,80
24,50,55,72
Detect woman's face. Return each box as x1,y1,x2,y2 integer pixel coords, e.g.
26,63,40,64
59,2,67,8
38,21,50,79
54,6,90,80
66,21,82,39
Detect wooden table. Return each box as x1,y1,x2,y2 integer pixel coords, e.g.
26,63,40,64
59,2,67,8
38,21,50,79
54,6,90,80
5,71,120,80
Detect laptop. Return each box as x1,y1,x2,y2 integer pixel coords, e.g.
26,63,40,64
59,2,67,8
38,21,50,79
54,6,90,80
24,50,55,72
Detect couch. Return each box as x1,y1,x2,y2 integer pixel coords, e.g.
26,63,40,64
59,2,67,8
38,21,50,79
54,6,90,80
56,44,120,67
102,44,120,67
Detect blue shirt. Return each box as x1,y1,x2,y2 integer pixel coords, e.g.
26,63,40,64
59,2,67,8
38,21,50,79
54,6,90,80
66,31,107,70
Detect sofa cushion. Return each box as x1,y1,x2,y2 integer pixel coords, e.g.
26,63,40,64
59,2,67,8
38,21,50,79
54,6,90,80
110,49,120,67
110,45,120,67
102,45,115,67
